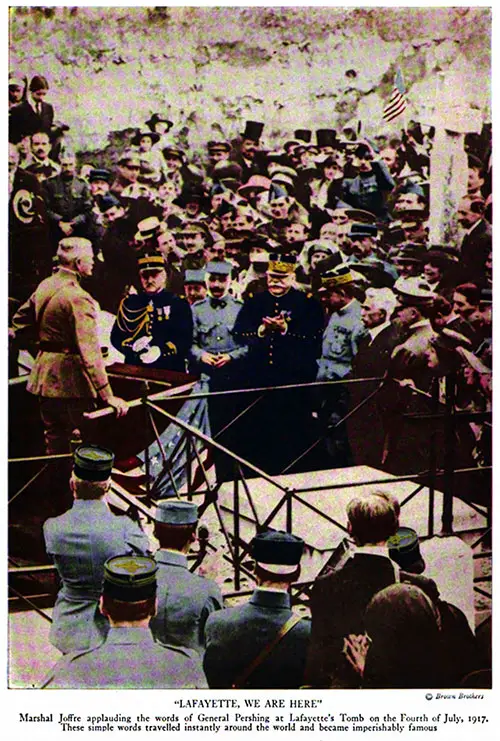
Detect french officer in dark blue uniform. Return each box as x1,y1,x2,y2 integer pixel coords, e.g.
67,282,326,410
233,253,324,387
111,254,193,372
232,254,324,474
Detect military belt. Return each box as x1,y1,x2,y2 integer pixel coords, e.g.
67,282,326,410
39,341,79,354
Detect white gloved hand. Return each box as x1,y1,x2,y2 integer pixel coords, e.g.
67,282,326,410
141,345,162,364
132,335,151,353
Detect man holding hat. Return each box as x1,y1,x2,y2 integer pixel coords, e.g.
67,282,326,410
42,554,207,688
111,150,153,200
9,237,129,454
203,529,310,688
206,140,233,177
111,253,193,372
42,445,151,655
150,500,223,654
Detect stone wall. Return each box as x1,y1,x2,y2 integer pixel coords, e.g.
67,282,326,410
10,6,491,158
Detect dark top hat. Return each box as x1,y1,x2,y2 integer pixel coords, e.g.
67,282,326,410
131,129,160,147
251,530,304,575
145,113,173,132
73,445,114,481
240,120,264,142
294,129,312,143
103,555,158,601
316,129,337,149
387,527,426,574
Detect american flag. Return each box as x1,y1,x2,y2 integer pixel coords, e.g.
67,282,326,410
383,68,408,123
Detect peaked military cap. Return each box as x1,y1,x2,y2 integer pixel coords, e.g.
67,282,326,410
97,193,122,213
268,253,296,274
137,254,165,271
321,264,354,288
349,223,378,239
103,555,158,601
207,140,231,152
387,527,425,575
88,168,113,184
184,269,206,284
252,530,304,575
154,500,199,525
74,445,114,481
205,260,232,276
393,277,436,306
118,150,141,167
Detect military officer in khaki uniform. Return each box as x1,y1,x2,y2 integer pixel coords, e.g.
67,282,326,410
9,237,128,453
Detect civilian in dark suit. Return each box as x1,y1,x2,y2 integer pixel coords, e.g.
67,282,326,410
9,74,55,143
8,142,51,302
305,492,439,688
204,531,310,688
348,288,402,468
230,120,269,183
457,195,492,284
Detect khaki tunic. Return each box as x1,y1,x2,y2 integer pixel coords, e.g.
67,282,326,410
11,267,112,399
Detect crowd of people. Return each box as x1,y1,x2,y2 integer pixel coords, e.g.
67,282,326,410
39,447,488,689
8,71,492,482
8,72,492,689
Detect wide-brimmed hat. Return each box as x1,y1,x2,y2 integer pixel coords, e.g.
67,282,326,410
131,129,160,147
145,113,173,132
238,175,272,198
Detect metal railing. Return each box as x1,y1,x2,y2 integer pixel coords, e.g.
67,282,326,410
8,373,491,609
